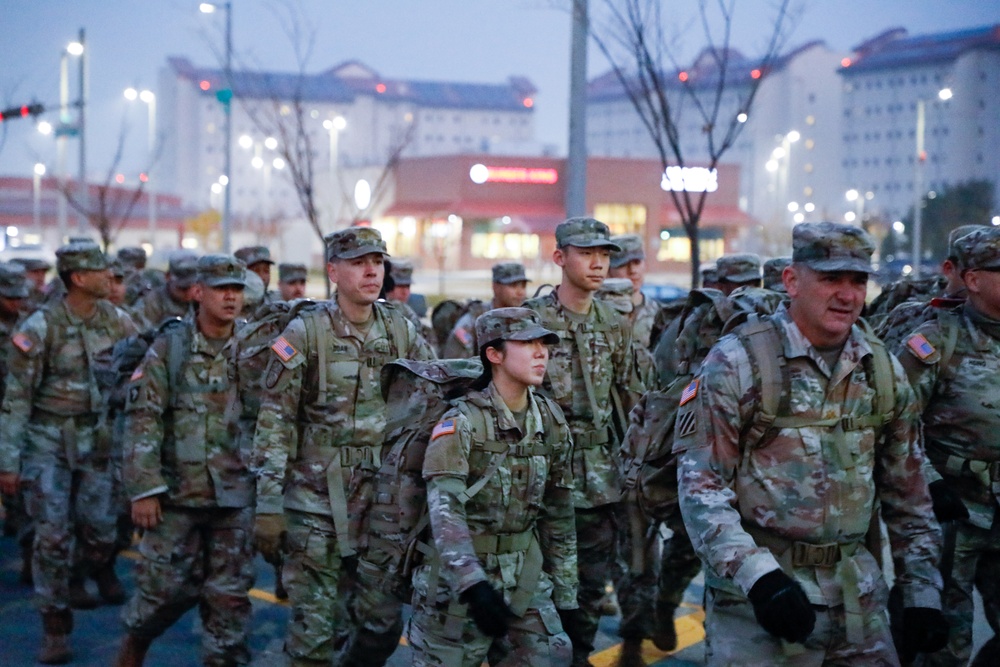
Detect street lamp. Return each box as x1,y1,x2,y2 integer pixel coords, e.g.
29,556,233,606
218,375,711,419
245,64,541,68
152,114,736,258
201,1,233,252
33,163,46,231
124,87,158,245
61,32,87,234
323,115,346,228
912,87,953,278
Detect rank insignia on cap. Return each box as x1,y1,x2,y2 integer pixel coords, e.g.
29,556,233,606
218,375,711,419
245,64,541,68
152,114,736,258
12,332,33,353
455,327,471,346
130,367,144,382
431,419,456,440
907,334,935,361
679,378,699,406
271,336,299,363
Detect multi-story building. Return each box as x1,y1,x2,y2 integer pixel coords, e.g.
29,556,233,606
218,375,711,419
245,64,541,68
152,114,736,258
839,24,1000,225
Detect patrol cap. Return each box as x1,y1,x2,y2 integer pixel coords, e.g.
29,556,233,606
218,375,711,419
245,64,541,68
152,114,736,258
389,260,414,286
117,246,147,269
763,257,791,292
555,217,622,251
948,225,988,261
324,227,389,261
168,251,199,288
0,262,30,299
609,234,645,268
108,256,126,279
492,262,528,285
56,240,109,273
197,253,247,287
242,269,265,308
10,257,51,273
700,264,719,286
956,227,1000,272
279,263,308,283
716,254,761,284
234,245,274,267
791,221,876,273
596,278,635,314
475,307,559,350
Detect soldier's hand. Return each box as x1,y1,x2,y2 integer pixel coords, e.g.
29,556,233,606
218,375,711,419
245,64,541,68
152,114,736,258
459,581,516,638
747,569,816,643
254,513,286,562
0,471,19,496
929,480,969,523
131,496,163,529
901,607,948,654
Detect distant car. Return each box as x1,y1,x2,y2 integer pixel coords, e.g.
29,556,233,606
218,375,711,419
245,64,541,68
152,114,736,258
642,283,688,304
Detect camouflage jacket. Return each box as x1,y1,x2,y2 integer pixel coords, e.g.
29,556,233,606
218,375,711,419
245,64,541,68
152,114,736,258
122,321,252,508
876,290,965,350
629,293,662,350
132,285,191,329
675,306,942,610
0,313,21,405
524,290,644,508
422,383,578,609
252,299,435,522
441,300,493,359
896,303,1000,530
0,298,137,472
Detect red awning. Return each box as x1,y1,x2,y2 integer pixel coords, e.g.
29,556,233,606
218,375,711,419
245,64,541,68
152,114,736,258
384,198,565,222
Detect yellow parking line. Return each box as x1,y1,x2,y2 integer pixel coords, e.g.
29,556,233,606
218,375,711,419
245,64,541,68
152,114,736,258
589,608,706,667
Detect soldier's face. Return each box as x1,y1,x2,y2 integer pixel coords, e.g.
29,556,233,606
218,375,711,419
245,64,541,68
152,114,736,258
249,262,272,289
493,281,527,308
964,268,1000,319
487,338,550,388
328,254,385,307
609,258,646,295
785,265,867,346
279,279,306,301
108,276,126,306
555,246,610,292
75,268,112,299
197,284,245,325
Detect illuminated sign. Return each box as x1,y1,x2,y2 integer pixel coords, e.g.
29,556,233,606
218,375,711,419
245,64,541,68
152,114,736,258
660,166,719,193
469,163,558,185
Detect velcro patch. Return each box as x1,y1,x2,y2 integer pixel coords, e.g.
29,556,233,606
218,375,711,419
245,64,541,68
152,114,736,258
906,334,935,361
677,410,698,438
12,332,33,353
130,367,144,382
431,419,456,440
455,327,471,346
679,379,699,406
271,336,299,363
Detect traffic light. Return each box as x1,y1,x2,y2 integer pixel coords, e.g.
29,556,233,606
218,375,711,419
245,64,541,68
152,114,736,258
0,103,45,123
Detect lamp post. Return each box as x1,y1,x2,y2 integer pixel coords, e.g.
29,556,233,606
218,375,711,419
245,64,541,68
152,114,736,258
323,116,346,228
33,163,46,231
912,87,953,278
200,2,233,252
124,88,157,245
66,32,87,233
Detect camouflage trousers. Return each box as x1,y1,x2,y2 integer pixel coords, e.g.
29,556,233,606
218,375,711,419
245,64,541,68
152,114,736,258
572,504,620,666
283,509,356,666
2,486,33,547
337,556,406,667
123,505,254,667
703,584,897,666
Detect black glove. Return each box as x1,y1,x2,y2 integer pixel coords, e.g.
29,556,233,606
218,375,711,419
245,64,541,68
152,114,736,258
929,480,969,523
556,607,588,649
901,607,949,655
459,581,514,638
747,569,816,643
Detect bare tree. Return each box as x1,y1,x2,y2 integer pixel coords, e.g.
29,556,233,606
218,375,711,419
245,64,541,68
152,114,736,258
589,0,799,287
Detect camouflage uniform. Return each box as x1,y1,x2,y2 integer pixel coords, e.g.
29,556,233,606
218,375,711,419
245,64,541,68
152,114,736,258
762,257,791,293
10,257,52,313
524,218,645,666
894,227,1000,666
121,255,255,666
410,309,577,667
235,245,277,306
442,263,527,359
131,252,197,328
0,243,137,618
252,228,435,666
676,223,943,665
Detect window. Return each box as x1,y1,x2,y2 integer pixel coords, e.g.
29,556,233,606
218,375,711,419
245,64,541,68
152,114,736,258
470,221,539,260
655,227,724,263
592,204,647,235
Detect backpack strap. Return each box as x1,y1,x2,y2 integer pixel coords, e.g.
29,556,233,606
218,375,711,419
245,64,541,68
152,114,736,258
935,308,961,375
165,321,193,409
379,302,411,360
301,307,328,405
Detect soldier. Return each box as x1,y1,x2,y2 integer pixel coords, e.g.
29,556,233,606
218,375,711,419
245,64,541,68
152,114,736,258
441,262,529,359
524,217,645,666
409,307,576,666
11,256,52,311
0,241,137,664
675,221,946,665
597,278,655,390
118,247,164,308
700,264,721,290
609,234,663,350
235,245,276,302
385,258,436,350
894,226,1000,667
240,271,266,319
108,257,128,306
252,228,435,667
278,262,309,301
714,253,762,296
762,257,791,293
132,251,198,328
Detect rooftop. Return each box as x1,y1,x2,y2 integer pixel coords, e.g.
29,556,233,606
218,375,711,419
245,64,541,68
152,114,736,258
841,24,1000,74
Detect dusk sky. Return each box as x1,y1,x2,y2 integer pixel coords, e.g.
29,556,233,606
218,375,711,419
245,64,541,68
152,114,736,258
2,1,998,182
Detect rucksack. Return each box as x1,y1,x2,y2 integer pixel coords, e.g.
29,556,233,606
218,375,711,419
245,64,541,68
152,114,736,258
94,317,189,411
432,298,487,357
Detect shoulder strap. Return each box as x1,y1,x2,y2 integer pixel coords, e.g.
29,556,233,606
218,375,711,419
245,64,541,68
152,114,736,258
383,304,411,358
166,322,193,408
301,307,327,404
855,319,895,425
936,308,961,373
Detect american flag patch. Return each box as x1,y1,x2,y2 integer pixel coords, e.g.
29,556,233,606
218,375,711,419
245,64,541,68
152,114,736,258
907,334,935,360
431,419,456,440
130,367,144,382
12,332,32,353
271,336,299,363
679,379,699,406
455,327,471,346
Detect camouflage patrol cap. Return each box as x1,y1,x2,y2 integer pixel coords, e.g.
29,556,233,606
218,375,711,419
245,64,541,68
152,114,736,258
955,227,1000,271
716,254,762,284
168,251,199,288
279,263,308,283
948,225,988,261
609,234,645,268
763,257,791,292
475,307,559,350
596,278,635,314
197,253,247,288
555,217,622,251
792,221,876,273
324,227,389,261
492,262,528,285
234,245,274,267
108,256,126,279
242,269,264,308
10,257,51,273
117,246,147,269
700,264,719,286
0,262,30,299
389,260,414,286
56,240,109,273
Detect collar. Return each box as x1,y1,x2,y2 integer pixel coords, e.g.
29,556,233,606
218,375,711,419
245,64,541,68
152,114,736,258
482,382,545,439
771,304,873,377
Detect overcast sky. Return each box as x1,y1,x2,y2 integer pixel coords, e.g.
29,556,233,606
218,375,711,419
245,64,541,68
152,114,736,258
1,0,998,182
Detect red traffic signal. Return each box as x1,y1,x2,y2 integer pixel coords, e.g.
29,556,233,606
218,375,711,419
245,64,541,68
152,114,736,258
0,103,45,122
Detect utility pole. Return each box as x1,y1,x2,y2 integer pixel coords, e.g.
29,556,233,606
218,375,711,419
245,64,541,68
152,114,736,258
564,0,588,218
